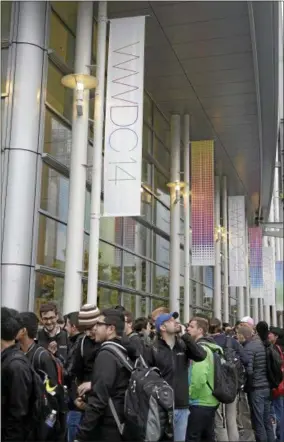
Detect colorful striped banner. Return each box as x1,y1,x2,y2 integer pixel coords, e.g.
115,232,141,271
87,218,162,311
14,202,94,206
249,227,263,298
191,140,215,266
275,261,283,311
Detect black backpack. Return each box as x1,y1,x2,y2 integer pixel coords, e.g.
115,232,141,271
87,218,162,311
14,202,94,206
203,343,238,404
2,351,53,441
223,336,246,390
101,342,174,442
265,343,283,389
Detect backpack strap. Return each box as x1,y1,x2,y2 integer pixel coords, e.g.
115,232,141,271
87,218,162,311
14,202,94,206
108,398,125,435
101,342,134,372
81,335,87,358
31,346,46,370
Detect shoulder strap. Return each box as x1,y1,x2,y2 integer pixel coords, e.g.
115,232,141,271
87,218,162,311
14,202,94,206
31,346,45,369
81,335,87,358
108,398,125,435
101,342,133,372
224,336,232,349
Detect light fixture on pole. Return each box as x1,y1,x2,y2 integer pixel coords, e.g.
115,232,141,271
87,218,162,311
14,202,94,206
61,73,97,116
167,180,186,205
215,225,227,242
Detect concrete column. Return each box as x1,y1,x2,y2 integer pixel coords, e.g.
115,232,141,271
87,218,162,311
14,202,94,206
244,287,250,318
63,2,93,314
272,305,277,326
169,115,181,313
87,1,107,305
135,222,142,318
237,287,245,320
214,176,222,318
222,176,229,322
183,115,192,322
1,2,48,310
263,304,271,326
258,298,263,321
252,299,259,324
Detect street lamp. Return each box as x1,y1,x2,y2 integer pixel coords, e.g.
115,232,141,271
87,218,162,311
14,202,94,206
167,180,186,205
61,73,97,116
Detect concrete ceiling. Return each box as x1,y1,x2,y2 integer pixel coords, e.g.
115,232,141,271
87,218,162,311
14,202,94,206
108,1,280,222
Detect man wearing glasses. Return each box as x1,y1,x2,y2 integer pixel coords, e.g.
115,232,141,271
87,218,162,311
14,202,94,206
37,302,68,364
75,309,136,442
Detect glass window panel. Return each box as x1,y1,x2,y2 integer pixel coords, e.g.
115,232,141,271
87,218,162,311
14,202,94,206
153,106,170,148
40,165,69,222
152,298,169,311
99,287,119,309
100,216,123,245
122,293,136,313
123,251,136,289
51,1,78,33
49,12,75,68
143,124,152,154
46,62,73,121
1,1,12,40
44,110,72,167
154,167,170,196
144,92,152,125
153,136,170,172
37,215,67,270
154,234,170,268
153,264,169,297
99,241,121,284
1,48,8,94
35,273,64,317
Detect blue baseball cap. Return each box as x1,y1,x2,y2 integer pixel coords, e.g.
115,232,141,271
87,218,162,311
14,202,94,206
155,312,179,332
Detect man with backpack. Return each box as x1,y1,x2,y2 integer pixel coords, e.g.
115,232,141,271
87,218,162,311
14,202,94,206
145,311,207,442
186,317,234,442
75,309,136,442
243,321,275,442
1,307,34,442
16,311,67,441
210,317,248,441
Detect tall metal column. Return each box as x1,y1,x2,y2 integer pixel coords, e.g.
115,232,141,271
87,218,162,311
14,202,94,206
222,176,229,322
135,222,142,318
63,2,93,314
252,299,259,324
237,287,245,320
87,1,107,305
1,2,48,310
169,115,181,314
214,176,222,318
183,115,192,322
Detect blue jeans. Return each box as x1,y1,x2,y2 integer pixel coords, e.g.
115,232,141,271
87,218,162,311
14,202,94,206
66,410,82,442
248,388,275,442
273,396,284,441
174,408,190,442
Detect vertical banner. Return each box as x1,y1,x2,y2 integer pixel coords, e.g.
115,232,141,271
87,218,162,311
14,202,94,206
263,247,275,306
104,17,146,217
228,196,246,286
249,227,263,298
275,261,283,310
191,140,215,266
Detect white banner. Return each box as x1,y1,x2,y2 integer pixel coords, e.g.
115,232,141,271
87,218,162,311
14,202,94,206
103,16,146,217
228,196,247,287
263,247,275,306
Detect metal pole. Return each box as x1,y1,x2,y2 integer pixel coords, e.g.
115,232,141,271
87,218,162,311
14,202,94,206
169,115,181,314
183,114,192,322
222,176,229,322
1,2,48,310
135,222,142,318
63,2,93,314
214,176,222,318
87,1,107,305
237,287,245,319
252,299,259,324
195,268,203,311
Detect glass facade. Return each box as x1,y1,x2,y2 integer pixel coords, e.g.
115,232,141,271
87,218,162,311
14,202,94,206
1,1,239,322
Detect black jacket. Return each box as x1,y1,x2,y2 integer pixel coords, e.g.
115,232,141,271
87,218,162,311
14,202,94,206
1,345,33,442
37,327,68,364
145,334,206,408
64,333,84,409
77,338,135,442
71,334,101,384
243,336,270,390
25,342,58,386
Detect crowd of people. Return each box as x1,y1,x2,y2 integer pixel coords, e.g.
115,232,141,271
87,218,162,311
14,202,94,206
1,302,284,442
